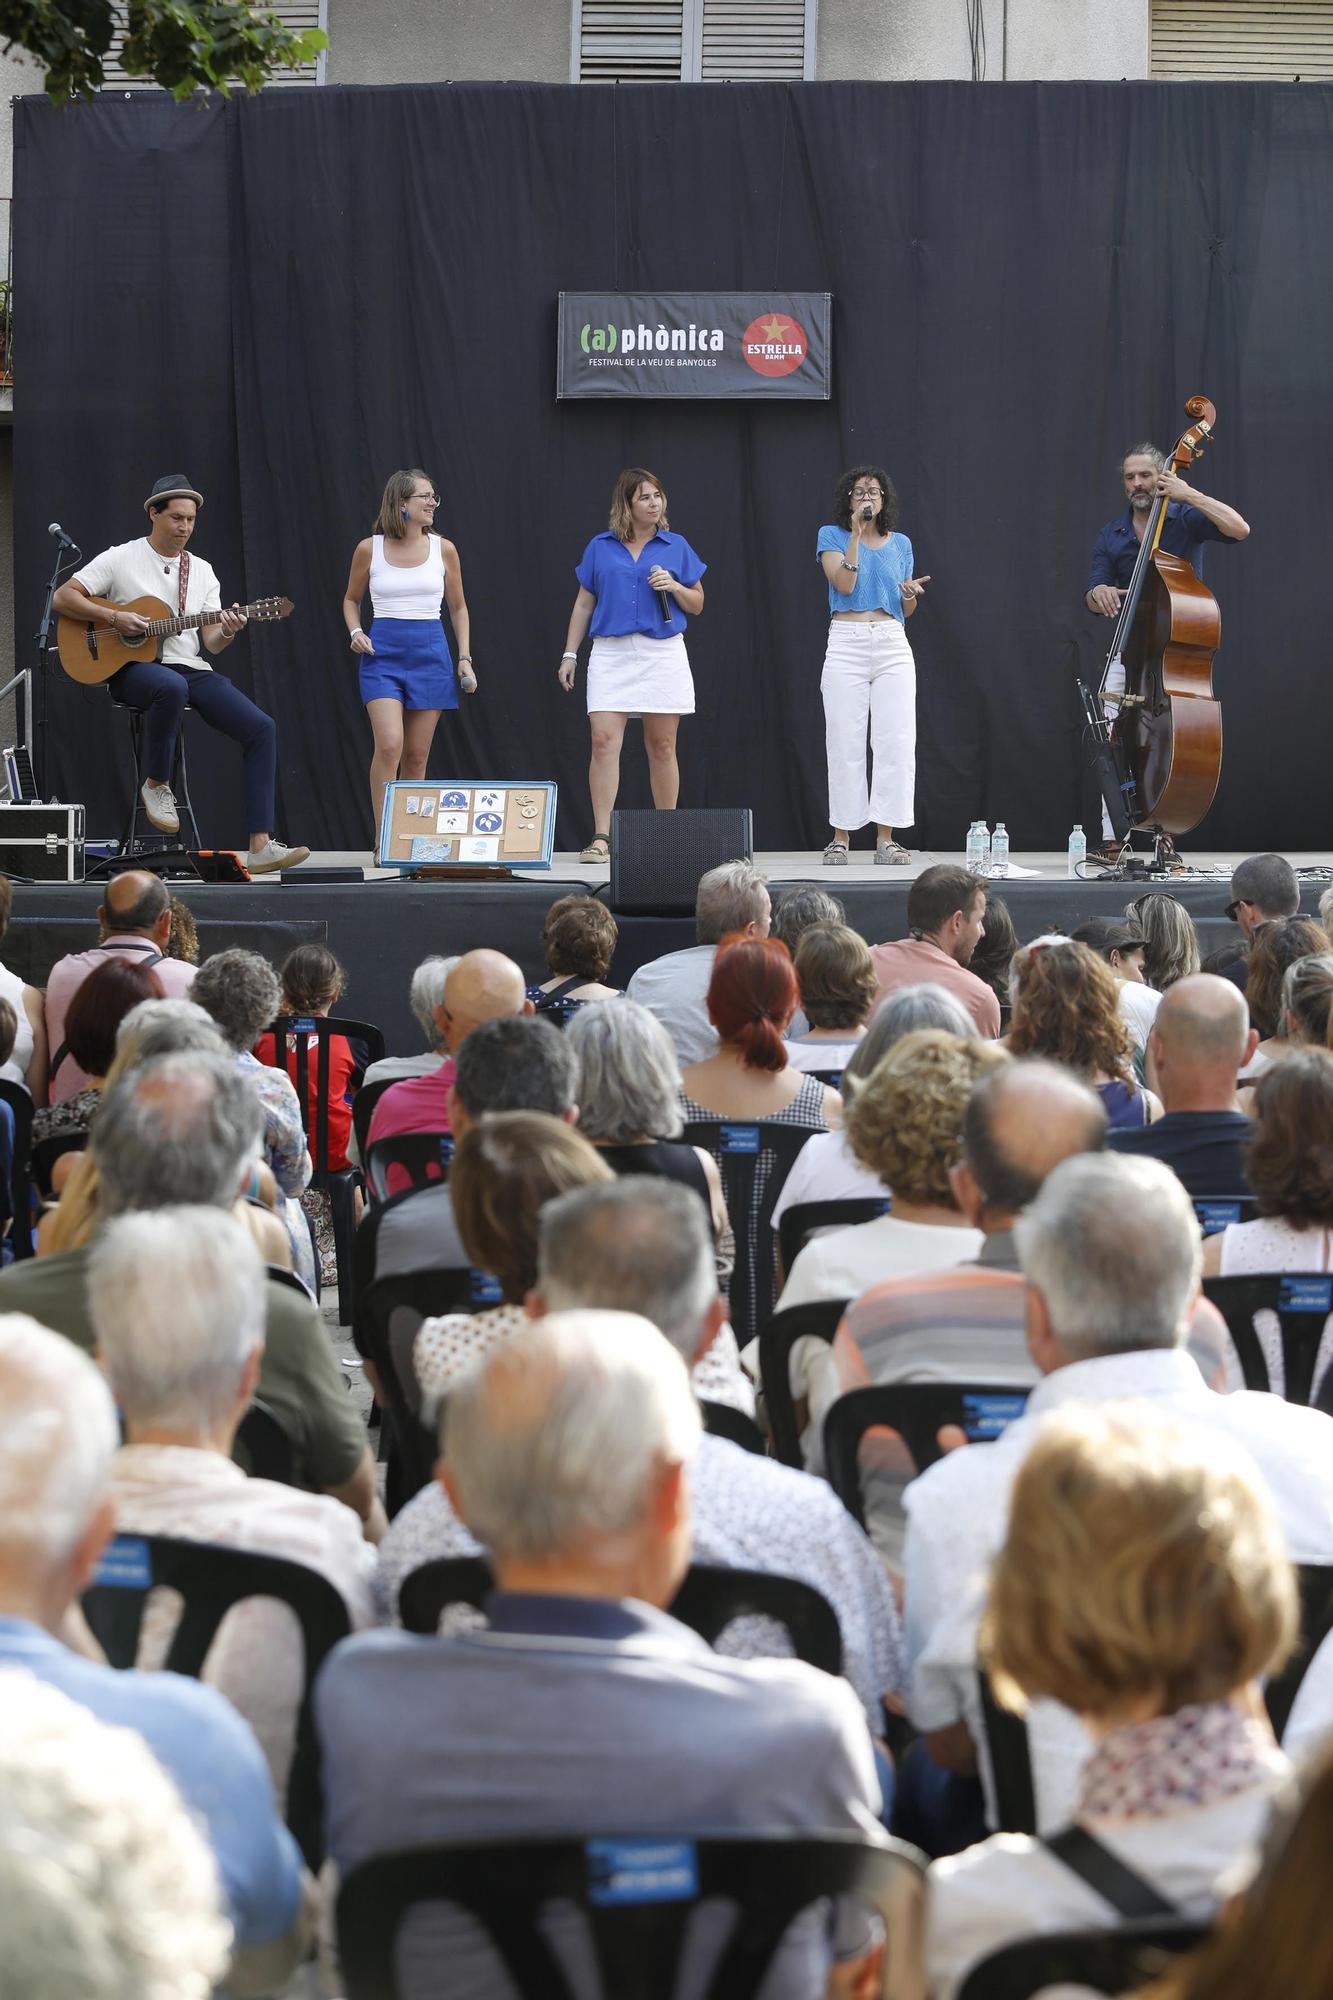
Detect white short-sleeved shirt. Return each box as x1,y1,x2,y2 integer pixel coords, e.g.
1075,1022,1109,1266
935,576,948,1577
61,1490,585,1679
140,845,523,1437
73,538,222,670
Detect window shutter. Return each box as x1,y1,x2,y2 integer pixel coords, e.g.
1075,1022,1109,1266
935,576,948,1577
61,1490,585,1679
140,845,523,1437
99,0,327,88
576,0,688,79
1151,0,1333,78
699,0,813,79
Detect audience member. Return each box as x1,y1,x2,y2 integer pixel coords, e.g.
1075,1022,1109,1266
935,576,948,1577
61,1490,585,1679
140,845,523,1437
1139,1737,1333,2000
0,997,17,1218
191,948,315,1289
820,1061,1106,1569
1241,914,1331,1059
43,870,196,1104
0,1055,379,1527
626,859,771,1065
679,934,840,1129
785,922,876,1072
1126,889,1202,991
903,1153,1333,1836
366,947,532,1150
770,885,846,1037
1110,974,1257,1196
1070,914,1160,1058
926,1406,1295,2000
1221,853,1302,1002
255,943,369,1173
165,893,200,963
31,956,164,1149
771,985,979,1248
0,1317,309,1987
319,1309,885,2000
1202,1048,1333,1397
346,952,456,1167
527,895,621,1017
0,875,48,1100
870,864,999,1038
965,894,1017,1015
94,1207,378,1792
0,1670,232,2000
567,997,731,1253
376,1178,903,1731
1007,936,1161,1129
1278,951,1333,1050
412,1111,614,1419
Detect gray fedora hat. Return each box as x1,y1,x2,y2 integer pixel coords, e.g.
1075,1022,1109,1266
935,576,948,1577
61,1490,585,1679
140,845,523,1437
144,473,204,513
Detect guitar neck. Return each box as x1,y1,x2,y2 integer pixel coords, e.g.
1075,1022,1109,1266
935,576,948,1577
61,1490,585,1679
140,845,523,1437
140,605,251,639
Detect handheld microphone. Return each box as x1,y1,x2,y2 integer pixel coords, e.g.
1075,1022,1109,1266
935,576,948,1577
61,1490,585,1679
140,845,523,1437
48,523,79,549
860,503,874,523
655,585,673,624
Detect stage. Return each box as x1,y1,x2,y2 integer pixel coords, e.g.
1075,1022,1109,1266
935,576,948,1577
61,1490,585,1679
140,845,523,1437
6,848,1329,1055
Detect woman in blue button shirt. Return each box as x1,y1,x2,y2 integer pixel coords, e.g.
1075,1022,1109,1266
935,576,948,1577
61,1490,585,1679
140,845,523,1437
817,464,928,866
557,467,706,864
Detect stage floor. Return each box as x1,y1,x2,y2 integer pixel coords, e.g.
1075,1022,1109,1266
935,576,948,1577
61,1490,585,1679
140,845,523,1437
8,847,1330,1056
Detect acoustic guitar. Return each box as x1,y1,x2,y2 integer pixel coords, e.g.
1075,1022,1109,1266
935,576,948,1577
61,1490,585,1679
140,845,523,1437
57,593,294,685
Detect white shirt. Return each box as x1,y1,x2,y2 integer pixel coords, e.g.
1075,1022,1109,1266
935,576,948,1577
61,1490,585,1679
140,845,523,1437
73,538,222,669
770,1129,889,1229
782,1036,862,1074
1217,1215,1333,1401
902,1349,1333,1829
0,960,34,1091
1118,979,1161,1055
108,1444,378,1802
626,944,718,1066
778,1214,984,1313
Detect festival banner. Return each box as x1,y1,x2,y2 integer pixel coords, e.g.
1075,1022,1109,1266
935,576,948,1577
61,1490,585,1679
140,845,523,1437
557,291,832,401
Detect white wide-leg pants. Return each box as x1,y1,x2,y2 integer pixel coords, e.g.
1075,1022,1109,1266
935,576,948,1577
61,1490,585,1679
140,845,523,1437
820,618,916,831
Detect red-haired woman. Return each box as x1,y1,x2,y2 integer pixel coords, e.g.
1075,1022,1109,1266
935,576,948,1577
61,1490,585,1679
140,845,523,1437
679,936,840,1130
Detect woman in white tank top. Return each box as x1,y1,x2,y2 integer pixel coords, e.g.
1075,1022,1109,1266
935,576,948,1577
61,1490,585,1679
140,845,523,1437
342,468,475,850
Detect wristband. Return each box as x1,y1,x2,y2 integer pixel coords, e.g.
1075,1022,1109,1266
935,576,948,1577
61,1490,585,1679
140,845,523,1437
458,654,472,663
561,651,577,661
350,627,364,639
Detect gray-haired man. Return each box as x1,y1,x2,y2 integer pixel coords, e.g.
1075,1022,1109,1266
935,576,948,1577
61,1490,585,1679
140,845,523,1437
626,860,771,1065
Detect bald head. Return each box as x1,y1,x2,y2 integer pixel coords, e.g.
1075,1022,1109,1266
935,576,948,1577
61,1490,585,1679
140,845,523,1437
99,870,168,938
1150,974,1255,1110
958,1058,1108,1225
439,949,530,1051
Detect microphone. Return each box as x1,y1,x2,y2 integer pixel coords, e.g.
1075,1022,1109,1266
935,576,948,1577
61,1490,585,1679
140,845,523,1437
48,523,79,549
859,503,874,523
655,584,673,624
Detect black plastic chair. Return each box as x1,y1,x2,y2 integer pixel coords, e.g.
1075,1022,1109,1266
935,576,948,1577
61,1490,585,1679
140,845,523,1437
356,1268,502,1510
365,1130,453,1204
260,1014,387,1324
82,1533,350,1868
29,1127,89,1201
0,1075,34,1260
777,1197,890,1283
956,1918,1209,2000
1265,1562,1333,1741
234,1396,297,1484
682,1119,817,1348
977,1669,1039,1835
351,1073,399,1164
337,1831,922,2000
1192,1194,1259,1237
1202,1272,1333,1403
398,1556,844,1677
757,1298,849,1469
699,1399,767,1455
823,1382,1030,1530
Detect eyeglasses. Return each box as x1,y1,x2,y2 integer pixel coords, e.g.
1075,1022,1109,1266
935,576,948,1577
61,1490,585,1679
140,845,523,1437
411,493,439,506
1225,900,1241,923
851,486,883,500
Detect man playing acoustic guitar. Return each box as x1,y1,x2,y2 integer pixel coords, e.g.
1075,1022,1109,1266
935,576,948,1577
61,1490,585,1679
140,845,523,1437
52,473,309,874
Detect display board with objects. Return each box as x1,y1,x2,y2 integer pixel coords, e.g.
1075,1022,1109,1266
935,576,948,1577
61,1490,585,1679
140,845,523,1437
376,780,557,872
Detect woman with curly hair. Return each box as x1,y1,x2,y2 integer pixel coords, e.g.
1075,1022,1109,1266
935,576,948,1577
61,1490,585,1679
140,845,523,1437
1125,891,1202,991
526,895,621,1020
1238,915,1331,1075
678,935,840,1129
1007,936,1161,1130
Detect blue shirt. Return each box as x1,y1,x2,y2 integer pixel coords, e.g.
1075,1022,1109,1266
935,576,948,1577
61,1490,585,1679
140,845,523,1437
816,525,913,621
0,1614,304,1946
1086,501,1229,594
575,529,706,640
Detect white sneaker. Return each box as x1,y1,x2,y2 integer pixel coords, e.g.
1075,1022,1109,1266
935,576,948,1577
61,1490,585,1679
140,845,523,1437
140,781,179,833
246,839,311,875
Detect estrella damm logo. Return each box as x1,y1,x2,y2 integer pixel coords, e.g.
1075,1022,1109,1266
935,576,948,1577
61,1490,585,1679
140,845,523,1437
580,323,619,354
741,311,808,378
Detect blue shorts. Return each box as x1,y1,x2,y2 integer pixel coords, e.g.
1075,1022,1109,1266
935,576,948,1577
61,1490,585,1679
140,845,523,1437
359,619,457,711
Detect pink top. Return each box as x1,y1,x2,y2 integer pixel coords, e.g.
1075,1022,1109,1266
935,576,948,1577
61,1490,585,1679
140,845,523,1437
365,1058,456,1151
868,937,1001,1039
45,936,197,1102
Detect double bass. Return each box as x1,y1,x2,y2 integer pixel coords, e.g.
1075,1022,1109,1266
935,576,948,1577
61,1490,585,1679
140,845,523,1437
1099,395,1224,836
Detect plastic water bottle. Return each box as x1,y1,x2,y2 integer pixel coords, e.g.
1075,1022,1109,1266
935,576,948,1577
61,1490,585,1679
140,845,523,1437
991,823,1009,878
966,820,983,870
1067,825,1087,877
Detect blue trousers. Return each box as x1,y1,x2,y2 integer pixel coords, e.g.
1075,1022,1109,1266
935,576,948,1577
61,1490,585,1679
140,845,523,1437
110,659,277,835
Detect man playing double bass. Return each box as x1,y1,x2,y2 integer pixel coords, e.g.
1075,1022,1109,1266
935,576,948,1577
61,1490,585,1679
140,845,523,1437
1084,442,1249,854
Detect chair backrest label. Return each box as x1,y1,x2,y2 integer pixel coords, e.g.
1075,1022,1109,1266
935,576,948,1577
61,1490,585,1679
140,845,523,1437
961,1392,1028,1442
586,1838,699,1906
469,1270,504,1307
1195,1199,1242,1235
1280,1276,1333,1314
94,1534,153,1589
718,1125,760,1155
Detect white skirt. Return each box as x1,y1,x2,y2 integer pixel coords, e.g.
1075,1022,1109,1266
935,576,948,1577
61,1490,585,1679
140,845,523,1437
587,631,695,716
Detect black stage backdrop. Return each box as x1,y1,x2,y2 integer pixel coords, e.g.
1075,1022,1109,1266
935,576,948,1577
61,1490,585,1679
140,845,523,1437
14,82,1333,855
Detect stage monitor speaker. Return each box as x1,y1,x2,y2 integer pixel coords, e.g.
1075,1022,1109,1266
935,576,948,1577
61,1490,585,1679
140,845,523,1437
609,808,753,916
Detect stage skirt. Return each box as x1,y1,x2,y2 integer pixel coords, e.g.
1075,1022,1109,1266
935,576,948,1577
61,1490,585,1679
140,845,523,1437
359,617,458,711
586,631,694,716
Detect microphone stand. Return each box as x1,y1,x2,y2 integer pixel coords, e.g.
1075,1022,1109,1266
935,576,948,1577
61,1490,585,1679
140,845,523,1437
29,533,83,798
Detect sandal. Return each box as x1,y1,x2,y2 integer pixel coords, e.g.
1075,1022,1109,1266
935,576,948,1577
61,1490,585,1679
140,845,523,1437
875,840,911,865
579,833,611,864
822,839,849,866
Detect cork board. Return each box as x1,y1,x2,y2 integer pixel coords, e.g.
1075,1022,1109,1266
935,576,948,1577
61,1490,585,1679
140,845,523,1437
377,781,557,871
